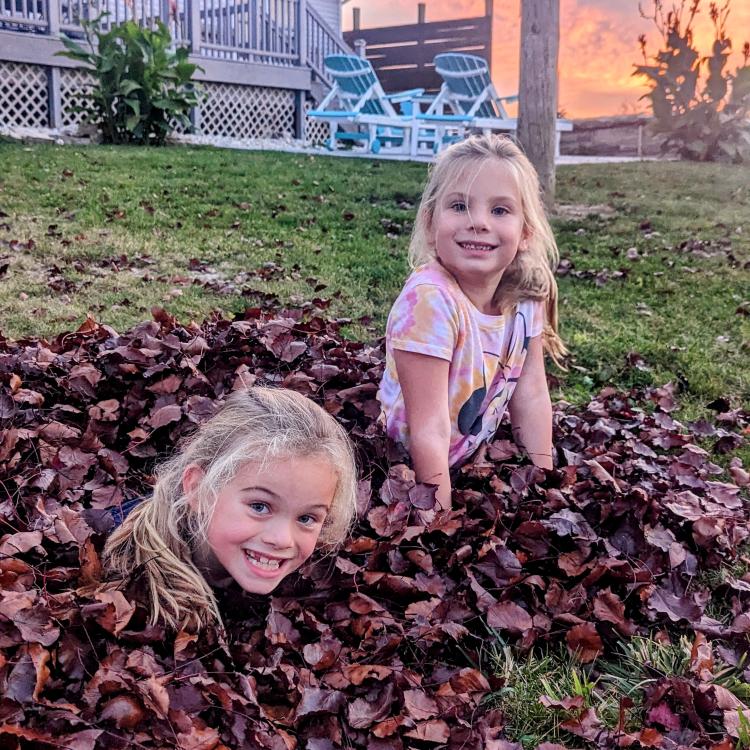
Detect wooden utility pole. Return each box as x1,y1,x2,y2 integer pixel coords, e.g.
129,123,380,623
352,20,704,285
517,0,560,209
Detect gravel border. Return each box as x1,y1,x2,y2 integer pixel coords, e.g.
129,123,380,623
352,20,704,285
1,124,663,164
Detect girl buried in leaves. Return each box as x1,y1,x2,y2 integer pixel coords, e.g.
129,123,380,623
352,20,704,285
103,387,358,631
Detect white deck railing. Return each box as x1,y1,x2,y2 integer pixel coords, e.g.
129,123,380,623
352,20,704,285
305,2,348,85
0,0,349,70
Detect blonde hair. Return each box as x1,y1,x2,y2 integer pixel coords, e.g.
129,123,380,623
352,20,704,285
409,133,567,364
103,387,358,631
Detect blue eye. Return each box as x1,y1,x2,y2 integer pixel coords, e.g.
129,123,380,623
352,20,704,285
298,513,322,526
450,201,467,212
249,502,270,514
492,206,509,216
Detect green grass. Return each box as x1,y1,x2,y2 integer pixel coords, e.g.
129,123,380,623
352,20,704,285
1,144,748,421
488,635,750,748
693,543,750,623
488,640,619,748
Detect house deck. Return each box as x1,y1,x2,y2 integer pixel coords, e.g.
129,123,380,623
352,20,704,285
0,0,346,139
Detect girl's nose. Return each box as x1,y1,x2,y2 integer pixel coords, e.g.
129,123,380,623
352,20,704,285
260,518,295,549
468,209,490,231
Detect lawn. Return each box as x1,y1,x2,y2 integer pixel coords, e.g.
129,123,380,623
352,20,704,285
1,141,749,749
1,143,748,416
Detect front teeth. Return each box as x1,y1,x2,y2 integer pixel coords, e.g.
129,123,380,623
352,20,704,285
245,551,282,570
461,243,494,251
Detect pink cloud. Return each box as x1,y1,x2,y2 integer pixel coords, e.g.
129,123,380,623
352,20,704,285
343,0,750,118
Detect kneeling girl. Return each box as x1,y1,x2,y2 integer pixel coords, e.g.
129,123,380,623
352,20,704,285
378,134,566,510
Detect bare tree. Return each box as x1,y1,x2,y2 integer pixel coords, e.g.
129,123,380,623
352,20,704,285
517,0,560,208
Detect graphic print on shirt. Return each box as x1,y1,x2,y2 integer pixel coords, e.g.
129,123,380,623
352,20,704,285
456,308,531,439
457,383,487,436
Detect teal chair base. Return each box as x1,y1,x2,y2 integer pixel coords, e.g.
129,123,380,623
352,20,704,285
330,126,405,153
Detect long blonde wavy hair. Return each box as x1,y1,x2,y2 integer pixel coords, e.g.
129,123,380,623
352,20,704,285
103,387,358,631
409,133,567,364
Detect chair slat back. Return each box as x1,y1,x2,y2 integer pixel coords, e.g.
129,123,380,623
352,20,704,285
324,54,388,115
434,53,501,118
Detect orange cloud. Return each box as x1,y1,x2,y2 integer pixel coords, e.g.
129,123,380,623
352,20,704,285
344,0,750,118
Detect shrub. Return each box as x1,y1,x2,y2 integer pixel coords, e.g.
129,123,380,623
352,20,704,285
57,15,202,145
634,0,750,162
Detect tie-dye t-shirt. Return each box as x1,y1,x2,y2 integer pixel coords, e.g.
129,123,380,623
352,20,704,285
378,261,544,466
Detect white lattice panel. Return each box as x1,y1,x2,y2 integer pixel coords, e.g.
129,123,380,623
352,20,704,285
0,62,49,128
304,100,331,145
60,68,95,127
170,116,189,134
199,83,295,139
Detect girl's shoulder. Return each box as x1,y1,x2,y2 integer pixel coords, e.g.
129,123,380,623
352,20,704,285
402,261,462,297
110,496,147,528
392,263,465,320
515,296,543,315
514,297,545,337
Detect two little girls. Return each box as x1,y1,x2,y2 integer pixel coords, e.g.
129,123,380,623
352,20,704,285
104,133,562,630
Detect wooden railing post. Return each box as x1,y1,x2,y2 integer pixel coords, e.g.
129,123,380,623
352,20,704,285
188,0,202,55
47,0,62,129
417,3,425,24
298,0,307,66
295,0,308,140
47,0,59,34
352,7,360,31
160,0,171,31
186,0,203,132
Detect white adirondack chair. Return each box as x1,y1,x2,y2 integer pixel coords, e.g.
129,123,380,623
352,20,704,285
308,54,426,155
422,53,572,154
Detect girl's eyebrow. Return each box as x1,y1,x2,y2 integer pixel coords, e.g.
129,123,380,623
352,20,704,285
444,191,517,204
239,485,280,498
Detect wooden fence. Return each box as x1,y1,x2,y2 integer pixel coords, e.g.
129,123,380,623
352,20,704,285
343,0,493,93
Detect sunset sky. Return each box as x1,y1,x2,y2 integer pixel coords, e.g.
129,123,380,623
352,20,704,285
342,0,750,118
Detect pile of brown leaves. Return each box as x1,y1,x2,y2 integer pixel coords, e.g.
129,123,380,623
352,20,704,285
0,306,748,750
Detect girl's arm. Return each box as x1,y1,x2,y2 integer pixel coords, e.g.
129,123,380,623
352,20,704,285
508,335,554,469
393,349,453,510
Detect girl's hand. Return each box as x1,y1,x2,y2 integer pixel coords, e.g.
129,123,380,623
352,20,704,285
508,335,553,469
393,349,453,510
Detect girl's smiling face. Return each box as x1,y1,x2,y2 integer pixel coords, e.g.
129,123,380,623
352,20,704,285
185,455,337,594
429,157,527,301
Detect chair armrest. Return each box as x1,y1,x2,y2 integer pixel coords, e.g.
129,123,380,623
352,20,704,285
385,88,425,103
498,94,519,104
419,113,472,123
308,110,357,119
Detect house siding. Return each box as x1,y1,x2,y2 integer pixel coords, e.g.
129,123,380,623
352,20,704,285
309,0,340,34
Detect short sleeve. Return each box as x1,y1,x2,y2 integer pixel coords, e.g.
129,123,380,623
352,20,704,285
386,283,459,361
529,299,545,338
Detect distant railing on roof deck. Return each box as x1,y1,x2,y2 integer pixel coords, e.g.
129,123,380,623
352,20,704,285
0,0,309,66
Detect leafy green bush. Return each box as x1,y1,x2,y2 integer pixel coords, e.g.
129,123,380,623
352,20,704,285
57,15,202,145
635,0,750,162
